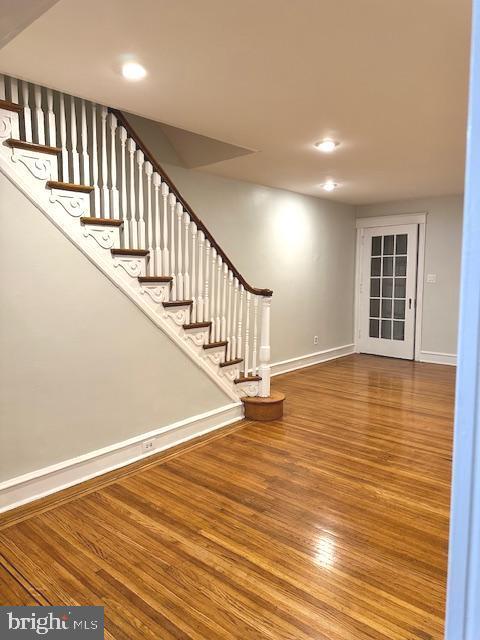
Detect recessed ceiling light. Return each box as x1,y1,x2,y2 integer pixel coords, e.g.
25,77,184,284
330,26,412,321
322,181,338,192
122,62,147,81
314,139,339,153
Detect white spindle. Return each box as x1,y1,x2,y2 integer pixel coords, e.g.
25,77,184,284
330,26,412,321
21,82,32,142
136,150,145,247
226,271,233,359
215,255,222,342
244,292,251,376
252,296,259,375
145,161,153,275
34,85,45,144
59,93,69,182
197,232,205,322
10,78,18,103
184,213,191,300
100,106,109,214
210,247,217,330
70,95,80,183
153,173,162,275
162,183,170,276
237,285,244,361
176,202,184,299
231,278,239,360
128,138,137,247
204,241,211,323
258,297,272,397
119,127,129,246
46,89,56,147
0,75,5,100
169,193,176,299
109,113,119,217
80,100,90,185
191,223,197,322
91,103,100,215
220,261,227,343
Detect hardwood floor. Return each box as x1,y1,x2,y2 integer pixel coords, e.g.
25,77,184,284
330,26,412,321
0,354,454,639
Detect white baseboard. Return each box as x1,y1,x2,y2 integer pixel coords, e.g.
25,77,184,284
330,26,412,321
0,402,243,514
418,350,457,366
271,344,355,377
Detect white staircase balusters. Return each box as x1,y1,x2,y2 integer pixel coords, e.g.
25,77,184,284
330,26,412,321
221,262,227,344
9,77,18,103
100,106,109,215
70,96,80,184
176,202,184,299
204,241,211,325
21,82,32,143
258,297,272,397
127,137,138,248
237,285,244,362
183,212,191,301
168,193,177,299
244,292,251,376
80,99,90,185
161,183,170,276
145,161,154,274
118,127,129,246
136,150,146,247
252,295,259,376
59,93,69,182
197,232,205,322
109,113,119,218
210,247,217,335
191,223,198,322
34,85,45,145
215,255,222,342
46,89,56,148
90,103,100,215
226,271,233,359
153,173,162,275
231,278,238,360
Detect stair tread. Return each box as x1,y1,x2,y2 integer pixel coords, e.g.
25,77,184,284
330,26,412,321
203,341,228,349
111,248,149,257
138,276,173,283
0,99,23,114
219,358,243,368
163,300,193,307
47,180,94,193
80,216,123,227
6,138,62,155
183,322,211,329
234,375,262,384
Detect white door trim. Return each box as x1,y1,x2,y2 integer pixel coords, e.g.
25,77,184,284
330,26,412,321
354,213,427,360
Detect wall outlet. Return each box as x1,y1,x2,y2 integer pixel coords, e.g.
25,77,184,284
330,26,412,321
141,439,155,454
313,336,319,345
426,273,437,284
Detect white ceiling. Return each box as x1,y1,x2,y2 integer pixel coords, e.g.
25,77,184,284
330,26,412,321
0,0,471,204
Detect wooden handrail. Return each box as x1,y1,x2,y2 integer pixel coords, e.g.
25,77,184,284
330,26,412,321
109,108,273,297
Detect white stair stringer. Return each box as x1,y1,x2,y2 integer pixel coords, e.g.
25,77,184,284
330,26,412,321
0,138,243,402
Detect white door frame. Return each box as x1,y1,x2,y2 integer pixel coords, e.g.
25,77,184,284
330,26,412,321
354,213,427,361
445,0,480,635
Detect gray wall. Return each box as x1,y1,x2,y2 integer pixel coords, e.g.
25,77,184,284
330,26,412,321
128,113,357,364
356,195,463,355
0,172,229,482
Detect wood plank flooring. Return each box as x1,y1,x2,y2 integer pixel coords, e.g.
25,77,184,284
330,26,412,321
0,354,454,639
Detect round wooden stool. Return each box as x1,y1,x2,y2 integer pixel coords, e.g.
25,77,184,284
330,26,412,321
241,390,285,421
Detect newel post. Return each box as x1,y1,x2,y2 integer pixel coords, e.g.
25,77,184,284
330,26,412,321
258,296,272,397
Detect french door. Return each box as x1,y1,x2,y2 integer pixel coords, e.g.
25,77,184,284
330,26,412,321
358,224,418,359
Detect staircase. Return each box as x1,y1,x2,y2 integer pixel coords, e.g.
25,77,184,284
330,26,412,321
0,75,273,403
